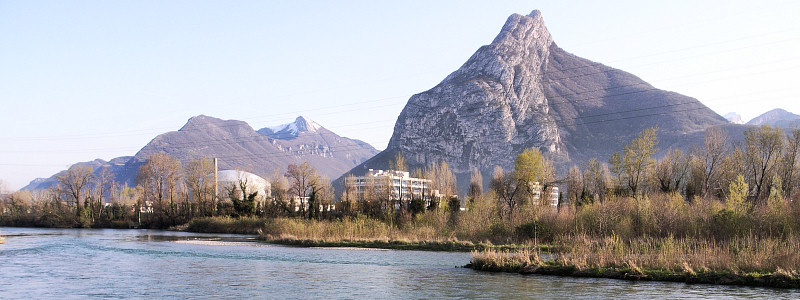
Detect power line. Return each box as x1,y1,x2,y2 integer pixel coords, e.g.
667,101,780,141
4,24,798,142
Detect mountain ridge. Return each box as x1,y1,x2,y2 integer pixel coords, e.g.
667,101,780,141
24,115,378,191
747,108,800,128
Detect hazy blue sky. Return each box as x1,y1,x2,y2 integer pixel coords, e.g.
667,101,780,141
2,0,799,190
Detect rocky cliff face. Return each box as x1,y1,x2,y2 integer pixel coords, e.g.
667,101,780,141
388,11,562,174
347,10,727,189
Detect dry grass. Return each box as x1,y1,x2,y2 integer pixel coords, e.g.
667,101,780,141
555,234,800,274
471,234,800,277
259,215,463,243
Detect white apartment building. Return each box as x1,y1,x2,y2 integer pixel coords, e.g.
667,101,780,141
529,181,559,207
346,169,441,208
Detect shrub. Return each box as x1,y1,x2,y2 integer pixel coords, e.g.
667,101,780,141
515,220,553,242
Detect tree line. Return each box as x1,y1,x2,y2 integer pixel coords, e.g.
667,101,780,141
565,125,800,207
2,124,799,231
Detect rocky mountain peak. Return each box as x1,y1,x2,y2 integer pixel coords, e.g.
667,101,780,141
348,9,727,192
178,115,254,135
387,9,562,174
293,116,321,133
257,116,323,140
180,115,217,129
492,9,552,49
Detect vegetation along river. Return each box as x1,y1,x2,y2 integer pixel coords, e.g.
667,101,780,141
1,227,797,299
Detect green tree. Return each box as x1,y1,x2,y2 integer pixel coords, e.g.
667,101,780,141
514,147,553,191
610,127,659,197
726,174,750,215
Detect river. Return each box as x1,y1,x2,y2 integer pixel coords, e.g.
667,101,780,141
0,227,797,299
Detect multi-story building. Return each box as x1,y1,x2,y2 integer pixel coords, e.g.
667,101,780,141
529,181,559,207
345,169,441,209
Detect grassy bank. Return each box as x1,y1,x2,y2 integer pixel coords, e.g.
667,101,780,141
468,235,800,289
267,238,504,251
185,215,545,251
186,216,267,235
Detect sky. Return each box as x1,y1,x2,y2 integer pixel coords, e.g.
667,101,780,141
1,0,799,191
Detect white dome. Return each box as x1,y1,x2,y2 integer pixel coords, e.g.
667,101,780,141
215,170,270,198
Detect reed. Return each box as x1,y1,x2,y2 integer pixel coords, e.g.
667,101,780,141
468,235,800,288
186,216,267,234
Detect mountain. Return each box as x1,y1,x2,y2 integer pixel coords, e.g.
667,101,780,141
343,10,727,192
746,108,800,128
724,112,744,124
22,157,134,191
24,115,378,191
257,116,321,139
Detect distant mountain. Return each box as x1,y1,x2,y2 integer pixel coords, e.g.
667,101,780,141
23,157,134,191
257,116,321,140
724,112,744,124
24,115,378,191
342,10,727,192
746,108,800,128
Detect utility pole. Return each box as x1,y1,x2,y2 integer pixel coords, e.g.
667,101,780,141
213,157,218,216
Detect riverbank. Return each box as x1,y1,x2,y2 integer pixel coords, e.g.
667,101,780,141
467,260,800,289
184,215,542,252
467,235,800,289
467,258,800,289
264,238,504,252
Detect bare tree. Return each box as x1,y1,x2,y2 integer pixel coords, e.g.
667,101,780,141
700,127,728,197
426,161,457,199
566,165,584,205
93,168,115,221
583,158,609,203
341,174,358,216
715,147,747,200
184,157,215,217
390,151,408,171
467,168,483,203
308,175,333,220
781,129,800,197
285,162,317,218
653,149,690,194
56,165,93,220
269,170,290,216
490,166,522,220
744,125,784,201
137,153,182,226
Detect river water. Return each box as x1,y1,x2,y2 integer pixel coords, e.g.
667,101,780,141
0,227,797,299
